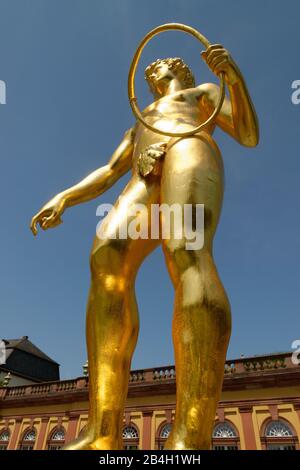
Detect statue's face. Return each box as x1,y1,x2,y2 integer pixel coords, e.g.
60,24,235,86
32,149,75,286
148,62,176,97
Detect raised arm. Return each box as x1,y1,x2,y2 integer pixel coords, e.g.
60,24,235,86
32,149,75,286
197,44,259,147
30,126,135,235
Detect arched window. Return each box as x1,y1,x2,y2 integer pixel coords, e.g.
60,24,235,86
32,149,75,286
122,425,139,450
262,419,298,450
212,421,240,450
0,429,10,450
47,427,65,450
18,428,36,450
156,423,172,450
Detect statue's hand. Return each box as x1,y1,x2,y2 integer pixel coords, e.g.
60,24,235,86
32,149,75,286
30,194,66,236
201,44,239,85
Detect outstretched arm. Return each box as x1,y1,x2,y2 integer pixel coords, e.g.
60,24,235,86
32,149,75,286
198,45,259,147
30,126,135,235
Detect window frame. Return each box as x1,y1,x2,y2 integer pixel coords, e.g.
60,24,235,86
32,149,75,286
212,420,240,450
155,421,173,450
122,423,140,450
0,428,10,450
261,418,299,451
47,426,66,450
18,427,37,451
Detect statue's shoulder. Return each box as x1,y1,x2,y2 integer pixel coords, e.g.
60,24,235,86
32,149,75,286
192,83,220,105
195,82,219,95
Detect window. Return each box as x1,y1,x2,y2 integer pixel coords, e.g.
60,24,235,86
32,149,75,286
47,427,65,450
266,420,293,437
122,425,139,450
157,423,172,450
212,422,239,450
262,419,298,450
0,429,10,450
18,428,36,450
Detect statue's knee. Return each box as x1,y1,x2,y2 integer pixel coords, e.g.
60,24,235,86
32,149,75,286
164,243,196,274
90,238,125,277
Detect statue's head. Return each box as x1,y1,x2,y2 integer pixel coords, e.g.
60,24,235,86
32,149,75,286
145,57,195,97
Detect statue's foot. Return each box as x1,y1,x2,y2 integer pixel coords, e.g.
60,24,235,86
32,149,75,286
164,440,203,450
163,439,188,450
164,433,209,450
62,434,92,450
63,432,121,451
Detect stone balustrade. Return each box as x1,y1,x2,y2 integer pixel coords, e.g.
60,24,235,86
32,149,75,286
0,352,297,401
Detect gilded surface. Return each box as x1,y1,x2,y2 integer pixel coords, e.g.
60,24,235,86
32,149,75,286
30,25,259,449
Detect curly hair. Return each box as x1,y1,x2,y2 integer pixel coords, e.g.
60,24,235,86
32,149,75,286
144,57,195,90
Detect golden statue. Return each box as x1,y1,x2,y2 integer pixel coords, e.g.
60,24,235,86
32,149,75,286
30,24,259,450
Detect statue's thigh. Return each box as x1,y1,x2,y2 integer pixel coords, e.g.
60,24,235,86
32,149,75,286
161,136,224,243
91,174,161,273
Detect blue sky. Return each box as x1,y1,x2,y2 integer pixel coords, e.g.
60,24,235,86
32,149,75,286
0,0,299,379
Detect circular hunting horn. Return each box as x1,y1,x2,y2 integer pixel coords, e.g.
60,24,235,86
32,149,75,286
128,22,225,138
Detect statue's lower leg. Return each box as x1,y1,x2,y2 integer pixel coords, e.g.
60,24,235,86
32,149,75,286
164,250,231,450
63,273,139,450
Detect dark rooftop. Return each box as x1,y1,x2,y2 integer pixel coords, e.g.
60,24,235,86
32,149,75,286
1,336,60,382
3,336,59,365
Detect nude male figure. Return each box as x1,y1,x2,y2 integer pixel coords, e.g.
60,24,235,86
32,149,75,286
31,45,259,450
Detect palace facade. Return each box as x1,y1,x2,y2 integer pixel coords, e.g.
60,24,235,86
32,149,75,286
0,351,300,450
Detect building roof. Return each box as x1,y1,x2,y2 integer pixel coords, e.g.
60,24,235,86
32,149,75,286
3,336,59,365
0,336,60,383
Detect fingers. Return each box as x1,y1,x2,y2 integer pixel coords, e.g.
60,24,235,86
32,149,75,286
201,44,222,59
206,50,228,67
207,55,227,72
30,210,62,236
207,51,227,67
40,212,62,230
30,210,46,236
30,215,39,236
202,45,229,63
211,59,228,75
41,214,55,230
202,44,223,57
201,44,231,76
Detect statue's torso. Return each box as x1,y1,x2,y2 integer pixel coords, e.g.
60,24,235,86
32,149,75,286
132,87,220,173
